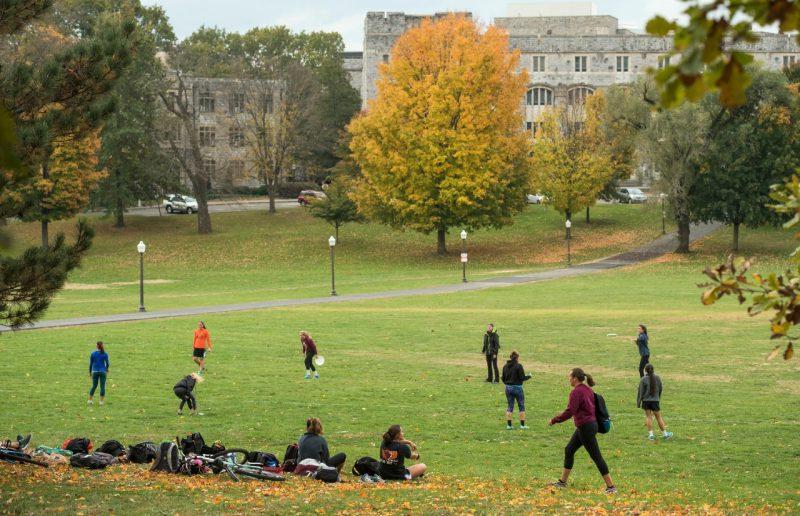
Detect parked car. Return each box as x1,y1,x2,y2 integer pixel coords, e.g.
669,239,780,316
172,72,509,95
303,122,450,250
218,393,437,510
526,193,545,204
297,190,327,206
617,187,648,204
163,194,199,214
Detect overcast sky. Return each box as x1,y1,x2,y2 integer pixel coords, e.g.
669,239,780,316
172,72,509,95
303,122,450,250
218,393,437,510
141,1,687,50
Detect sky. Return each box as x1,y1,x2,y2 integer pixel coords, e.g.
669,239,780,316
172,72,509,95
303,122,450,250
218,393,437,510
140,1,687,50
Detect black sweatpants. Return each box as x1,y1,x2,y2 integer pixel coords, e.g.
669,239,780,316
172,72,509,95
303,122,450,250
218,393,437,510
304,351,316,372
485,354,499,381
174,387,196,410
638,355,650,378
563,421,609,476
325,452,347,469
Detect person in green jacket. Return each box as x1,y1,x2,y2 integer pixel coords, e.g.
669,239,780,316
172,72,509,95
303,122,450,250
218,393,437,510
637,363,673,441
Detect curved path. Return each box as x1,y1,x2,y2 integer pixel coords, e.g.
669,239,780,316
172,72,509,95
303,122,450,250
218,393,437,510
1,223,720,333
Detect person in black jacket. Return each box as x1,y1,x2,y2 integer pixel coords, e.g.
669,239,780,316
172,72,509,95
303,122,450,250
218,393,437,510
173,372,203,416
502,351,531,430
482,324,500,383
298,417,347,471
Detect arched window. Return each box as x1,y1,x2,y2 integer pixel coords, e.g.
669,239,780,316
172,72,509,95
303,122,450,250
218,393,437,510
526,87,553,107
568,87,594,106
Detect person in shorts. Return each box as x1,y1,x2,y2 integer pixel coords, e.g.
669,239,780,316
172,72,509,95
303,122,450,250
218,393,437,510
637,363,673,441
378,425,426,480
192,321,212,374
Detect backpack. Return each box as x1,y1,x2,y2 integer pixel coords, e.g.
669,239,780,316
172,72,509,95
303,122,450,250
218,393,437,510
594,392,612,434
70,452,117,469
151,442,183,473
282,443,299,472
246,451,280,468
314,464,340,483
178,433,205,455
352,456,381,477
98,440,126,458
128,442,157,464
63,437,92,455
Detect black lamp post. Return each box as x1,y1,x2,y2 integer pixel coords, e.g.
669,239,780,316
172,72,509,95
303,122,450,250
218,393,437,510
328,235,337,296
137,240,146,312
460,230,468,283
660,193,666,235
565,219,572,267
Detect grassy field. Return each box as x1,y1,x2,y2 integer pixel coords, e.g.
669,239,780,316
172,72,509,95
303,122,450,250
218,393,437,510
7,203,667,320
0,224,798,513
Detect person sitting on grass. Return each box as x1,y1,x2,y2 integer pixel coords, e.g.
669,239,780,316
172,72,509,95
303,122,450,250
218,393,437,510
378,425,426,481
502,351,532,430
298,417,347,471
638,363,673,441
1,434,31,450
174,372,203,416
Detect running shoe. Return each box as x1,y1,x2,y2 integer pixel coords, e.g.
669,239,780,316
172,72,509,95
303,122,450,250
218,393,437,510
304,373,311,379
663,431,674,440
506,425,514,431
648,434,655,441
17,434,31,450
313,373,319,379
99,400,104,406
520,425,530,430
604,486,617,494
548,480,567,489
87,400,93,405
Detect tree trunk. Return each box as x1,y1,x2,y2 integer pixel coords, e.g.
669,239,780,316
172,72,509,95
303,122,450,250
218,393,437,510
41,220,49,248
190,174,212,234
585,206,590,223
335,223,339,242
114,196,125,228
267,179,277,214
733,221,740,252
41,158,50,248
676,213,691,253
437,228,447,256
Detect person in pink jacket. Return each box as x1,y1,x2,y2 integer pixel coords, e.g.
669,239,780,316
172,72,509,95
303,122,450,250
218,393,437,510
548,368,616,494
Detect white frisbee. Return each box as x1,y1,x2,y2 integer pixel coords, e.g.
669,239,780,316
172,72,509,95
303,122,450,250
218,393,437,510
314,355,325,366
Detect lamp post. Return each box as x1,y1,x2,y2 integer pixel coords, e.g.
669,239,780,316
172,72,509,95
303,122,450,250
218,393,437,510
565,219,572,267
460,230,468,283
660,193,666,235
137,241,146,312
328,235,337,296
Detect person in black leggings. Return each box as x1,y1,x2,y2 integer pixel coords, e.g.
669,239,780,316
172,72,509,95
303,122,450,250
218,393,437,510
174,373,203,416
549,368,615,494
633,324,650,377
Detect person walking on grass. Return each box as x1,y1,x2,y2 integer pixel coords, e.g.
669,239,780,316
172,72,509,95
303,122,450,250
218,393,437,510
300,331,319,379
192,321,212,375
502,351,531,430
88,341,109,405
174,372,203,416
482,323,500,383
298,417,347,471
378,425,426,481
638,363,673,441
549,368,616,494
633,324,650,377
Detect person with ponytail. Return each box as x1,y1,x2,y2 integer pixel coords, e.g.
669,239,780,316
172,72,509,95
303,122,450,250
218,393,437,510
300,331,319,380
501,351,532,430
549,368,616,494
633,324,650,377
378,425,426,480
637,363,673,441
88,341,110,405
192,321,213,375
298,417,347,471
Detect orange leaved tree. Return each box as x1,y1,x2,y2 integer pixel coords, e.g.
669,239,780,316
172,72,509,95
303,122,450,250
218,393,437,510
348,15,531,255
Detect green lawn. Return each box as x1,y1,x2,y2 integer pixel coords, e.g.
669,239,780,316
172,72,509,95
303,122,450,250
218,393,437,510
1,225,798,513
7,203,667,320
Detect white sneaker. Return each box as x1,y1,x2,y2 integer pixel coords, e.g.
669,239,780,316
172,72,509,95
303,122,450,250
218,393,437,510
313,373,319,379
87,400,93,405
304,373,311,379
99,400,104,406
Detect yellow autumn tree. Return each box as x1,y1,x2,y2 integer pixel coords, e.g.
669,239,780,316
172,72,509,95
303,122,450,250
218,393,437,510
530,94,614,225
348,15,531,255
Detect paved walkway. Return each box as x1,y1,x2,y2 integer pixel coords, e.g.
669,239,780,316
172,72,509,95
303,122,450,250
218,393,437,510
1,223,720,333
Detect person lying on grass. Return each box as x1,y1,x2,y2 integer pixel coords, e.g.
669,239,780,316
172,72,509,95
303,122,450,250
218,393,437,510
1,434,31,450
378,425,426,481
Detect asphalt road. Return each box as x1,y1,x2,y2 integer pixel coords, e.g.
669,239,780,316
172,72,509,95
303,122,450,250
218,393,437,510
89,198,300,217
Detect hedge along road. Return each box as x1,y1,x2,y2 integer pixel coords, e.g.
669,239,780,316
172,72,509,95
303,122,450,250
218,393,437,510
0,223,720,333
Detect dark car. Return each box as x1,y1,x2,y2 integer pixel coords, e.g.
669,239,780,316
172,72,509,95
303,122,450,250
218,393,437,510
297,190,327,206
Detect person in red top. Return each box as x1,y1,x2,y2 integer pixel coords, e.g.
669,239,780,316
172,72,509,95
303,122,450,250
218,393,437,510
548,368,616,494
192,321,213,375
300,331,319,379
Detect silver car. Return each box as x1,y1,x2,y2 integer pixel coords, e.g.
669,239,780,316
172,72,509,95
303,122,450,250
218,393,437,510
617,188,648,204
163,194,199,214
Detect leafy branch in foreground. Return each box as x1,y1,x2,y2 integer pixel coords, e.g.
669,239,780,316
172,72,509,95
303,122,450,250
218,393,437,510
699,175,800,360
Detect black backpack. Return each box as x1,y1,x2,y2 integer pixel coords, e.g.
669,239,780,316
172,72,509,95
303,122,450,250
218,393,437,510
128,442,158,463
178,433,206,455
594,392,612,434
70,452,117,469
314,464,340,483
282,443,299,472
98,440,126,457
64,437,92,454
246,451,280,467
151,442,183,473
352,456,381,476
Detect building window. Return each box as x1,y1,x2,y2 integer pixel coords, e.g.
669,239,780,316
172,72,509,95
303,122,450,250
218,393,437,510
526,121,532,131
203,158,216,176
532,56,545,72
230,92,245,113
658,55,671,69
616,56,629,72
229,127,244,147
574,56,588,72
198,90,215,113
783,55,797,70
526,87,554,106
228,159,245,178
382,54,389,63
262,93,274,114
568,87,594,106
199,126,215,147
